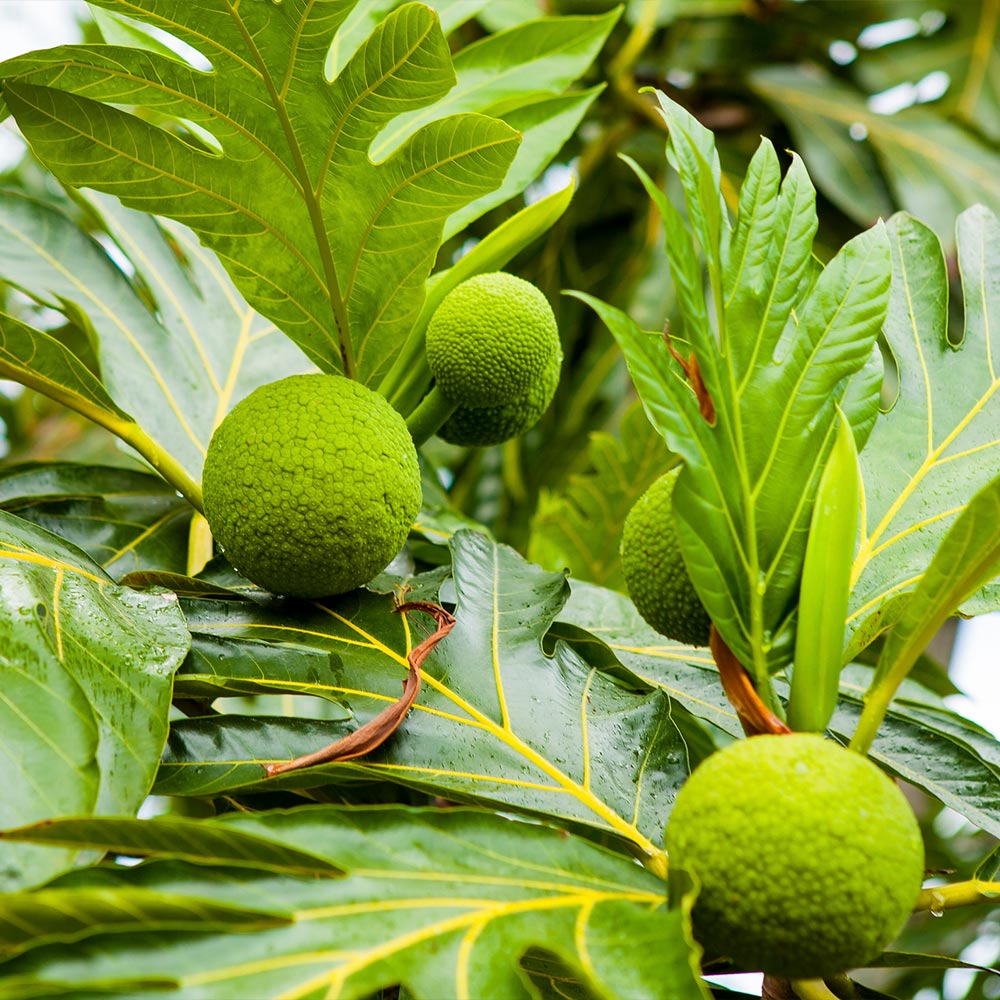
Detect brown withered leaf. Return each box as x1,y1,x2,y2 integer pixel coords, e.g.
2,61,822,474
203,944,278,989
264,600,456,777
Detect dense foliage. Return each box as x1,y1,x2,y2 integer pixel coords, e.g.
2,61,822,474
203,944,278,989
0,2,999,998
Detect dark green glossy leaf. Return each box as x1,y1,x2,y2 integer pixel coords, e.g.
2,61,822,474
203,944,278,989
0,806,703,1000
0,464,191,579
156,531,689,870
0,511,188,891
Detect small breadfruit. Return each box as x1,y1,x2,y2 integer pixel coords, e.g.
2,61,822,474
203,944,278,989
619,467,711,646
438,347,561,447
202,374,421,598
665,734,924,979
425,272,560,409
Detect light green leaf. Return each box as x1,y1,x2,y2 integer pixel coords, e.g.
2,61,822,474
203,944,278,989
0,309,136,442
0,807,704,1000
848,207,1000,651
0,0,521,385
788,409,860,733
0,511,188,891
156,531,688,871
529,402,671,588
577,228,887,682
0,189,312,491
582,107,890,685
751,64,1000,246
373,11,618,157
851,472,1000,754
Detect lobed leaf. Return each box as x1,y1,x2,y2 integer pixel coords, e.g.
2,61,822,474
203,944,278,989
0,511,188,891
0,189,312,488
582,98,889,684
848,207,1000,652
155,531,689,869
0,0,523,385
0,464,192,580
0,807,703,1000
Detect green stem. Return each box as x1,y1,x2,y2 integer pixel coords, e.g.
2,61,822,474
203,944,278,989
406,385,457,448
114,421,204,514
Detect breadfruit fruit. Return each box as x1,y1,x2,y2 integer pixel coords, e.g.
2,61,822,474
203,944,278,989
202,373,421,598
665,733,924,979
438,348,561,447
425,271,561,409
619,467,711,646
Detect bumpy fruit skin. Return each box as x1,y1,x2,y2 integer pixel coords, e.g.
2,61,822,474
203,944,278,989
619,468,711,646
439,348,561,447
665,734,924,979
202,374,421,598
425,272,560,409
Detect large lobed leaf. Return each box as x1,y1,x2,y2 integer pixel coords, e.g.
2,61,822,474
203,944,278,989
558,578,1000,843
158,531,690,870
0,806,703,999
0,1,614,388
0,188,312,489
579,91,890,681
848,206,1000,653
0,511,189,892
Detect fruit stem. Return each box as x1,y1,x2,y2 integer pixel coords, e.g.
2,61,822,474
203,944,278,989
186,511,213,577
787,980,840,1000
115,421,205,514
405,384,457,448
914,880,1000,912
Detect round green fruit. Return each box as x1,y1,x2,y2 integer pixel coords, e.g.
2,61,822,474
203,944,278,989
438,347,561,447
665,734,924,979
619,467,711,646
425,271,560,409
202,374,421,598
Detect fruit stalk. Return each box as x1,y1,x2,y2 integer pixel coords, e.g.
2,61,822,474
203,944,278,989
405,384,457,447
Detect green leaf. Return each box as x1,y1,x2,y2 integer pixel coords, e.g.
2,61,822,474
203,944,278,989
751,64,1000,246
528,402,671,588
0,310,136,440
155,531,688,870
582,106,890,685
851,472,1000,753
852,2,1000,144
557,579,740,739
372,8,616,238
788,409,860,733
848,207,1000,652
577,227,887,684
0,1,521,385
0,189,312,491
0,510,188,891
0,464,192,579
0,807,706,1000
